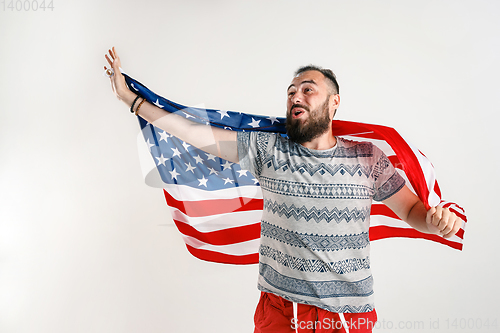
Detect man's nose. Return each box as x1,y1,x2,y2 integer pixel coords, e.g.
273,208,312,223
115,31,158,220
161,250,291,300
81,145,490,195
291,92,303,104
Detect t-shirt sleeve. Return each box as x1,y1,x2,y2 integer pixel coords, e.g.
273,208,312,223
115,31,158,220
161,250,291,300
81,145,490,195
237,131,275,178
371,145,406,201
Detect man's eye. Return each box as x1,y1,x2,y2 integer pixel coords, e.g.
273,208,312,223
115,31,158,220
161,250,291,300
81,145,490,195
288,91,295,96
304,88,312,93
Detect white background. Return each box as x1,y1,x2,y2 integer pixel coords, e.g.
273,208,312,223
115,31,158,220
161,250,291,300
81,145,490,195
1,1,499,332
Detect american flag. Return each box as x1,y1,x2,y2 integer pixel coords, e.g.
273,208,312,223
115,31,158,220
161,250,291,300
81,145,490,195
124,73,467,265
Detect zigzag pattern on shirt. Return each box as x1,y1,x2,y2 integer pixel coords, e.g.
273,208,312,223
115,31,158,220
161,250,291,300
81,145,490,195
264,200,371,223
263,157,373,178
259,287,375,313
261,221,370,251
260,263,374,298
259,176,374,199
260,245,370,274
326,304,375,314
275,136,374,158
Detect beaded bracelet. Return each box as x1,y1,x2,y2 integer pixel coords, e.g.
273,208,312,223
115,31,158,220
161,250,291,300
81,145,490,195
135,98,146,116
130,95,141,113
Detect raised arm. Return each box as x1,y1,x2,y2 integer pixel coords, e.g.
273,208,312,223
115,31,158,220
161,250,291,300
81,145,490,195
104,47,238,163
382,185,462,239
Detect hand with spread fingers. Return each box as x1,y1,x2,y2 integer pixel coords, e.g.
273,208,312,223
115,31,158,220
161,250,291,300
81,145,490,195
426,205,462,239
104,47,135,105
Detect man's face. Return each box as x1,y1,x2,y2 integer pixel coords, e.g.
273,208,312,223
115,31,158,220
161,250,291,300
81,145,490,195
285,70,337,144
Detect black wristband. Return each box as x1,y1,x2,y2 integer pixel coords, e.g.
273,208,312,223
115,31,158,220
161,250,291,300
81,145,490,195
130,95,141,113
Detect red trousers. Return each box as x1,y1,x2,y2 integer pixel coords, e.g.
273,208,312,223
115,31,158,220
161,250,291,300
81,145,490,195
254,292,377,333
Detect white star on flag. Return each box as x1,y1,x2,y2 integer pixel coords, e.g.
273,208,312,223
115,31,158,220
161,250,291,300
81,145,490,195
223,177,234,184
171,147,181,158
208,167,219,175
155,154,169,166
248,118,261,128
205,153,217,161
153,99,164,108
222,160,233,170
237,169,248,177
182,142,191,150
198,176,208,187
185,162,196,173
159,131,170,143
193,155,204,164
146,138,155,150
169,168,180,180
217,110,230,119
267,116,279,124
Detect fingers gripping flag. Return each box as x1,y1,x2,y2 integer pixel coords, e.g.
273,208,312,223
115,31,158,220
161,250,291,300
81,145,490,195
124,74,467,265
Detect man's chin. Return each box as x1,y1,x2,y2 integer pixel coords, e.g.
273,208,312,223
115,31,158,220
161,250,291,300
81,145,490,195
287,117,307,127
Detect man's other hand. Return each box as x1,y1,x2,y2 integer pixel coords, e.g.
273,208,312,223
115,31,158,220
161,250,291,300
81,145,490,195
426,206,462,239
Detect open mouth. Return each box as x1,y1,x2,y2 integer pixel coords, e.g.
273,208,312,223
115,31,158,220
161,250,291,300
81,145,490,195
292,108,305,119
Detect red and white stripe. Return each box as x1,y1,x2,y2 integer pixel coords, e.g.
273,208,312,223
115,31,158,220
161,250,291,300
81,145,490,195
163,184,263,264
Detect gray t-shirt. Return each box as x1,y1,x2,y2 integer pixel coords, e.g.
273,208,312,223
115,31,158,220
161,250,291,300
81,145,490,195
237,131,405,313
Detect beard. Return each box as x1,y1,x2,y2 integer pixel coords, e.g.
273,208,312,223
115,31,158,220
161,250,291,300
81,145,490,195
286,97,332,144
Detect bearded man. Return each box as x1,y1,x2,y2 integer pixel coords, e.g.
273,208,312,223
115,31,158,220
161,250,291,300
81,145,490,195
105,48,462,333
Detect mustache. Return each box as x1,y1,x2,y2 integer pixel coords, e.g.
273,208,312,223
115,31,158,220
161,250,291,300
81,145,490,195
290,104,310,113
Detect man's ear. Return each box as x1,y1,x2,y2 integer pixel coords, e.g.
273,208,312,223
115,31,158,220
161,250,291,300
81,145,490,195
330,94,340,119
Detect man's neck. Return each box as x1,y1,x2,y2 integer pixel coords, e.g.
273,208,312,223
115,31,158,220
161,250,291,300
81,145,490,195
300,130,337,150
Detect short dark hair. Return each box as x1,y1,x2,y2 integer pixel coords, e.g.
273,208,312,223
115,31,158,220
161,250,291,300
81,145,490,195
295,65,339,94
